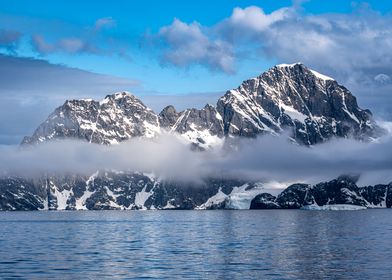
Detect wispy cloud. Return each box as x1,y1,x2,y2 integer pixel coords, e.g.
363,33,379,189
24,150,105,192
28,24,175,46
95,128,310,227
6,16,128,58
94,17,116,30
31,35,100,55
0,29,22,54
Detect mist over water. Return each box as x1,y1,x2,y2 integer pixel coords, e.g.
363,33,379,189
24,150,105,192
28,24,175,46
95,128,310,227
1,123,392,186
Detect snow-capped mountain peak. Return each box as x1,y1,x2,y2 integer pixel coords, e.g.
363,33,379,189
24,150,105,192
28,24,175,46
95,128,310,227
276,62,334,81
23,64,381,147
22,91,160,145
216,63,379,144
276,62,304,68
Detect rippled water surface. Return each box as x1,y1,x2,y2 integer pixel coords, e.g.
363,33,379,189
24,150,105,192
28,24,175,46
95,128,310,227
1,210,392,279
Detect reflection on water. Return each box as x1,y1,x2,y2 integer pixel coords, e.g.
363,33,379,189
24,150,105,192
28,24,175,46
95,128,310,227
0,210,391,279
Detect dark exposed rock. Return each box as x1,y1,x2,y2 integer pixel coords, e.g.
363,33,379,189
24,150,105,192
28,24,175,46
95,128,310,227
276,184,313,209
158,105,179,128
250,193,280,209
250,176,385,210
0,172,252,211
0,177,46,210
1,173,392,211
360,183,392,208
387,184,392,208
312,175,368,207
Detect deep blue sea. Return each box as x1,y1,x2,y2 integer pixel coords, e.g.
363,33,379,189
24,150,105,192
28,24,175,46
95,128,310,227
1,210,392,279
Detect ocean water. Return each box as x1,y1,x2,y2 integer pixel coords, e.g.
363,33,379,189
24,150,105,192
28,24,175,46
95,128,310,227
1,210,392,279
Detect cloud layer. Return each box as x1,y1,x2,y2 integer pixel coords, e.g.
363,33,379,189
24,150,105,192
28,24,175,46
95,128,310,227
31,35,100,55
2,129,392,186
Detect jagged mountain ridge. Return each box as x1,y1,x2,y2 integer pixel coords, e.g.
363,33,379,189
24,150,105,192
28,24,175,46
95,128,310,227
217,63,377,144
22,63,380,147
22,92,160,145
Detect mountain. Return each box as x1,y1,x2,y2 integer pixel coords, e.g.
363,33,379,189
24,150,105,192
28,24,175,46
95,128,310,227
22,63,380,148
22,92,160,145
216,63,378,144
1,63,387,211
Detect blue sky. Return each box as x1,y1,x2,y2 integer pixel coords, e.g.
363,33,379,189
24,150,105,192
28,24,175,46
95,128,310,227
0,0,392,143
0,0,294,94
0,0,391,93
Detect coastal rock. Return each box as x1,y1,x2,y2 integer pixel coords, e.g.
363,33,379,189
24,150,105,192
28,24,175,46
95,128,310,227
249,193,280,209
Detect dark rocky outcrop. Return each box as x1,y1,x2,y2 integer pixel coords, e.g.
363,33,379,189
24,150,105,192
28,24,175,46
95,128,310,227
250,176,392,210
276,184,313,209
250,193,280,209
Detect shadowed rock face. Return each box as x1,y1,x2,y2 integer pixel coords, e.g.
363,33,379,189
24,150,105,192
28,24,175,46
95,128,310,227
276,184,313,209
359,184,392,208
250,176,392,210
22,63,381,148
250,193,280,209
158,105,179,128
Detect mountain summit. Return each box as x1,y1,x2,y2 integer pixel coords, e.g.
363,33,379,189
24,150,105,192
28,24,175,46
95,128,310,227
216,63,378,144
22,92,160,145
23,63,380,147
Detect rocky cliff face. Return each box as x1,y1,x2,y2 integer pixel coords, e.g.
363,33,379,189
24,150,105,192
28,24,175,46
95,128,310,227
159,104,225,149
0,172,255,211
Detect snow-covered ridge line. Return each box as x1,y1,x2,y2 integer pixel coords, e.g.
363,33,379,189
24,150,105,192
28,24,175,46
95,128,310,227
22,63,380,148
309,69,334,81
276,62,303,68
276,63,334,81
